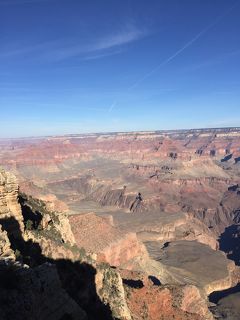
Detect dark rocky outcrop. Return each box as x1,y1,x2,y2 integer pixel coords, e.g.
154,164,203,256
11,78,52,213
0,168,218,320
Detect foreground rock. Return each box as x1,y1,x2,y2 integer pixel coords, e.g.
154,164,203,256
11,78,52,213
0,261,87,320
120,270,213,320
0,168,217,319
0,169,132,320
0,169,24,236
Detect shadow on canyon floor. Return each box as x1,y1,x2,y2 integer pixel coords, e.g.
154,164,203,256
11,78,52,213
209,283,240,304
219,224,240,266
0,217,114,320
208,224,240,304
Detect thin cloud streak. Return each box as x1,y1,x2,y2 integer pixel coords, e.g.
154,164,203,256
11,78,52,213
1,27,146,62
108,101,117,112
47,28,146,61
184,48,240,72
0,39,63,58
83,50,123,61
129,1,239,89
95,29,144,51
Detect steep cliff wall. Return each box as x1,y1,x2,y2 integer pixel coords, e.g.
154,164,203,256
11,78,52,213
0,169,24,236
69,213,148,267
0,261,87,320
120,269,214,320
0,168,237,320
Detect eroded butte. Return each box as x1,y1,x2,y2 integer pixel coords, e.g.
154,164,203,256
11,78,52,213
0,127,240,319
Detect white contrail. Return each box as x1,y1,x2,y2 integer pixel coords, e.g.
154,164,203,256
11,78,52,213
108,101,117,112
129,1,239,90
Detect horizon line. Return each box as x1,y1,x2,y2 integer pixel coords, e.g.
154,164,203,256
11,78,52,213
1,125,240,140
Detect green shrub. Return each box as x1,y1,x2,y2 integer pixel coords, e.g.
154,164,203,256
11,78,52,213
15,249,22,260
25,220,33,230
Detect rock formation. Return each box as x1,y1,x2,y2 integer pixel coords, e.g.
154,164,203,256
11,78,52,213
0,224,15,259
0,261,87,320
120,269,214,320
0,169,24,236
0,168,219,319
0,127,240,319
69,213,148,267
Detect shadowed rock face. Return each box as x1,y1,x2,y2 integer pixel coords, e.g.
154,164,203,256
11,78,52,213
209,284,240,320
0,179,131,319
208,225,240,319
0,128,240,318
219,224,240,266
0,168,219,320
0,261,87,320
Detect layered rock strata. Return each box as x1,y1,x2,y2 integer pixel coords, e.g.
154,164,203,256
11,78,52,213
0,169,24,236
0,168,218,320
69,213,148,267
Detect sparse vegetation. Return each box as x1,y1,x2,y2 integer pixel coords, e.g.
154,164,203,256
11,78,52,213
15,249,22,260
20,192,63,243
25,219,33,230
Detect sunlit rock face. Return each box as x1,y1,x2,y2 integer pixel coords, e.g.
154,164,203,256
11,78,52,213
69,212,149,267
1,128,239,239
120,269,214,320
0,169,132,320
0,128,240,319
0,169,24,236
0,167,219,320
0,225,15,259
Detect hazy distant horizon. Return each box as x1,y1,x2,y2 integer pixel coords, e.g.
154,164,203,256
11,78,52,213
1,125,240,140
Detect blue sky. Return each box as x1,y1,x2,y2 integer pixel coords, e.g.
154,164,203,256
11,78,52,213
0,0,240,137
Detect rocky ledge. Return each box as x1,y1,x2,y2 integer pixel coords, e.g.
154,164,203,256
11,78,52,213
0,168,235,320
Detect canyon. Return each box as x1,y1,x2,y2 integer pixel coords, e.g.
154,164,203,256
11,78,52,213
0,127,240,319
